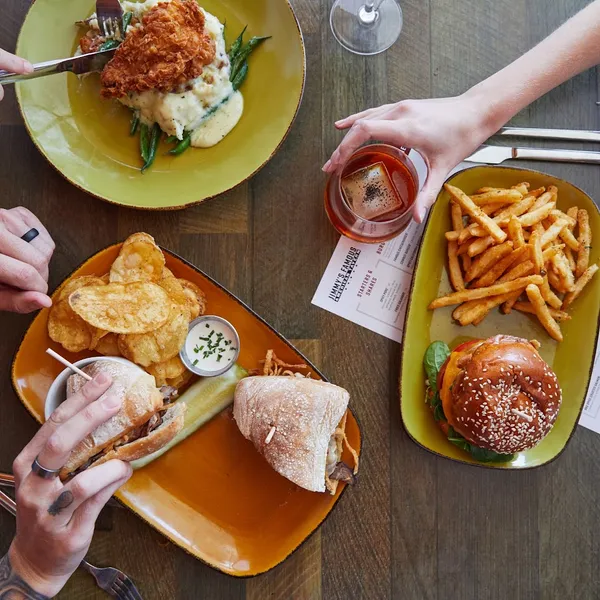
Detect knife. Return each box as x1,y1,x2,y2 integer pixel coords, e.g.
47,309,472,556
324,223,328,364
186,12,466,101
0,49,116,86
465,145,600,165
498,126,600,143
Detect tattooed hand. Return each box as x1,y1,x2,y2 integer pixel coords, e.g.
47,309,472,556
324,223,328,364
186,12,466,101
1,372,132,598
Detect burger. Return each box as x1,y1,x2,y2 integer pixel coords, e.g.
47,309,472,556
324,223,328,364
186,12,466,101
423,335,562,462
59,360,186,480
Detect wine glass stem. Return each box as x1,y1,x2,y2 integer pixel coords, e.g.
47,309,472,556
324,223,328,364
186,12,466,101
359,1,383,25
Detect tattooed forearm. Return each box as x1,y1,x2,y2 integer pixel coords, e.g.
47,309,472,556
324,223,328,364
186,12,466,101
48,491,74,517
0,554,50,599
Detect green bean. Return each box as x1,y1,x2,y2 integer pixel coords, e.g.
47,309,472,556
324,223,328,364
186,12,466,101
122,11,133,35
165,135,179,144
230,36,270,81
231,61,248,91
99,39,120,51
142,124,161,173
228,25,247,61
140,123,150,163
169,132,192,155
130,112,140,136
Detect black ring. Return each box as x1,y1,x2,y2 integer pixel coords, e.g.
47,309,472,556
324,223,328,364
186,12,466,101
21,228,39,243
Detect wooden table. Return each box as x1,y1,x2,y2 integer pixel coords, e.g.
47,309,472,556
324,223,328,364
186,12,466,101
1,0,600,598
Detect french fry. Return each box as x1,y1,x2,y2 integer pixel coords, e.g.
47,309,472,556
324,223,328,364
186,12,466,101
467,236,495,257
525,284,563,342
445,231,460,242
457,239,475,255
542,244,565,263
513,301,571,322
564,246,577,272
562,264,599,309
511,182,530,196
472,246,529,288
428,275,543,309
529,229,544,274
468,194,537,238
450,201,463,232
518,202,556,227
559,227,579,251
547,269,567,294
550,210,576,229
529,189,554,211
566,206,578,225
498,260,535,283
576,209,591,278
540,218,569,248
445,184,507,243
448,241,464,292
456,291,522,326
501,291,522,314
461,254,472,272
550,253,574,291
508,215,525,248
483,202,508,215
465,241,514,283
540,275,563,310
533,222,545,237
470,189,523,206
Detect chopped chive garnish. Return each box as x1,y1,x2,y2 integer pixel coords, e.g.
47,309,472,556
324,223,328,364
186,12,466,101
205,323,210,328
193,359,198,366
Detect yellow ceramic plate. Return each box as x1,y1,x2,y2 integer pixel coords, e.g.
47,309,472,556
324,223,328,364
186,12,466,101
400,166,600,469
12,244,361,576
15,0,305,209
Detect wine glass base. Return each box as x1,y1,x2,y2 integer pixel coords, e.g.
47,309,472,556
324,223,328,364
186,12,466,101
330,0,403,56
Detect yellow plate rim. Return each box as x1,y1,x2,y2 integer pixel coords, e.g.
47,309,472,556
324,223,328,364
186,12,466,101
14,1,307,211
399,164,600,470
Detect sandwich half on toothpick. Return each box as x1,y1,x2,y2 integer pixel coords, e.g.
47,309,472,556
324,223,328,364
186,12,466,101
233,376,359,494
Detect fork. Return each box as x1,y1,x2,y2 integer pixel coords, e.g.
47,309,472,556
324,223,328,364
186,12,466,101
0,486,144,600
96,0,124,39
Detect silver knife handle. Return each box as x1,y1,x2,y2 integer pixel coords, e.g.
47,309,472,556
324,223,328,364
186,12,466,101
499,127,600,143
515,147,600,164
0,50,114,85
0,56,81,85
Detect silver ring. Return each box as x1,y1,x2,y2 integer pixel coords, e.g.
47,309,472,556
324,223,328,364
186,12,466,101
31,456,61,480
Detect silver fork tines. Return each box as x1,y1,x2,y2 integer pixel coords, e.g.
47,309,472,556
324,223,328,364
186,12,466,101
81,561,144,600
96,0,124,39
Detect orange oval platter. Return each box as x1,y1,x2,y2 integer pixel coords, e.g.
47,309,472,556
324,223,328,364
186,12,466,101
11,243,361,576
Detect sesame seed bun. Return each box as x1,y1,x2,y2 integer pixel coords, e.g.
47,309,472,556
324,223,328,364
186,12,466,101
440,335,561,454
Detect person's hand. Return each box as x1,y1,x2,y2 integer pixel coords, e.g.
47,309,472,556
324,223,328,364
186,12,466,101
0,207,55,313
322,93,497,222
0,49,33,101
7,372,132,598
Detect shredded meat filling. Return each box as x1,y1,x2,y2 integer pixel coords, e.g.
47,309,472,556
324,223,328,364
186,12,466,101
329,462,356,485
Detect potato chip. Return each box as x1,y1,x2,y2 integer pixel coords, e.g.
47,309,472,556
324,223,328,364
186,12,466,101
94,333,121,356
48,300,92,353
165,370,195,391
57,275,106,303
179,279,207,320
109,232,165,284
158,272,188,307
99,273,110,285
69,282,170,334
147,356,187,387
118,303,190,366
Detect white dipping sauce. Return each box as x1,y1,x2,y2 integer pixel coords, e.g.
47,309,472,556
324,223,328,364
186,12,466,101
182,317,239,375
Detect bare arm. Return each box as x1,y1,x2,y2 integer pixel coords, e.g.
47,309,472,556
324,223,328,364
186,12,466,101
325,0,600,221
0,554,49,600
471,0,600,131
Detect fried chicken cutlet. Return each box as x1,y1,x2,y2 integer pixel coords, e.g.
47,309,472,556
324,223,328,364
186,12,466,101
100,0,216,99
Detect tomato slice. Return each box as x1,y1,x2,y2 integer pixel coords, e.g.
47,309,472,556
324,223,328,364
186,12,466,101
453,339,480,353
436,340,479,391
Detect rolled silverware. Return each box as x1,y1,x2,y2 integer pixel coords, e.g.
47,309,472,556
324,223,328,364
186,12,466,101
498,127,600,143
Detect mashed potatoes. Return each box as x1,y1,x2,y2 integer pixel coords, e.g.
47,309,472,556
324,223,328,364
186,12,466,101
118,0,243,148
